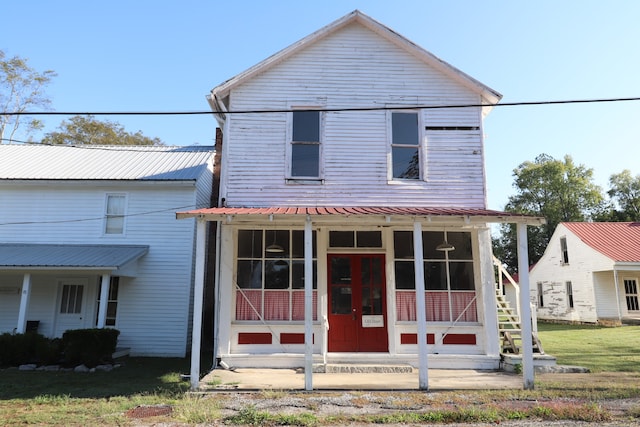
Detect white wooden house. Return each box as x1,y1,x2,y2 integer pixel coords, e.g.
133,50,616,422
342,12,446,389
178,10,543,389
0,144,214,357
530,222,640,324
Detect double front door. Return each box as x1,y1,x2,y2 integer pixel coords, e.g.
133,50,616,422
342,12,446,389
328,254,388,352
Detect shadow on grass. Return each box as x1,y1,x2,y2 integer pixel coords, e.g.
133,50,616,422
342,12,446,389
0,355,212,399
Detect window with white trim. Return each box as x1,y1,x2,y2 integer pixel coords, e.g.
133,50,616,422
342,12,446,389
96,277,119,327
560,237,569,264
565,281,574,309
393,230,477,322
289,110,321,179
537,282,544,308
105,194,126,235
235,229,317,321
391,111,421,180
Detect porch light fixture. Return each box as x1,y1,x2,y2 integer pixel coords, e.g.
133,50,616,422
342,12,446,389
436,230,455,252
265,231,284,253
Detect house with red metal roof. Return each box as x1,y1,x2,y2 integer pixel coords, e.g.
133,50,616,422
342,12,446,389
178,10,544,390
530,222,640,324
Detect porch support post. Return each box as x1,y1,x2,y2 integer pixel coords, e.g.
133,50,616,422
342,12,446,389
190,218,207,390
16,273,32,334
516,223,534,390
613,269,622,322
96,274,111,328
304,215,314,391
413,221,429,390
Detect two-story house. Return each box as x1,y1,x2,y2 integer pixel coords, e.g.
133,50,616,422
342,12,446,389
179,10,543,389
0,144,214,357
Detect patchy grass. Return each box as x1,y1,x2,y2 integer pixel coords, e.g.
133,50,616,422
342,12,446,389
537,323,640,372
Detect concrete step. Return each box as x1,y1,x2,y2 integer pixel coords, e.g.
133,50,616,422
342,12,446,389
313,364,414,374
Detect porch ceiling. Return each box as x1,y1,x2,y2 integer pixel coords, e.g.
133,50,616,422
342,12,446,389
176,206,545,226
0,244,149,271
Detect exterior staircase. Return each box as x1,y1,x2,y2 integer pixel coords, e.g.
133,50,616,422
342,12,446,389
494,257,544,355
496,290,544,354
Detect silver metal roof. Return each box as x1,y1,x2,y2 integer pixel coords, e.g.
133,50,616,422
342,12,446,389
0,244,149,270
0,145,213,180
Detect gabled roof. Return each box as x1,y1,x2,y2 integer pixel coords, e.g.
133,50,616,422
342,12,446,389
0,144,213,181
208,10,501,109
563,222,640,262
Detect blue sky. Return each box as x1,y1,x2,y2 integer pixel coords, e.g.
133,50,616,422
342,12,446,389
2,1,639,210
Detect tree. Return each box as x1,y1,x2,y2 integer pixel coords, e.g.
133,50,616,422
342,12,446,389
42,115,164,146
493,154,606,271
607,170,640,221
0,50,56,143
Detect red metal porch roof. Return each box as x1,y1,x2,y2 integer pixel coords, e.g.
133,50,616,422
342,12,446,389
176,206,544,225
563,222,640,262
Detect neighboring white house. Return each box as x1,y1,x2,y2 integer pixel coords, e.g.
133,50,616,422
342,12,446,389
530,222,640,324
0,144,214,357
178,10,543,389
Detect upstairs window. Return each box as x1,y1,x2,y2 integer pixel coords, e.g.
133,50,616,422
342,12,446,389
289,110,321,179
105,194,126,235
391,112,420,180
560,237,569,264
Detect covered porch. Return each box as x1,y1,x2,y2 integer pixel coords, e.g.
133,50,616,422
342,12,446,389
0,244,148,337
177,207,544,391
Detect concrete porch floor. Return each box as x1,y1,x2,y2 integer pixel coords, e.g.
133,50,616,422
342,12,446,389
199,367,524,391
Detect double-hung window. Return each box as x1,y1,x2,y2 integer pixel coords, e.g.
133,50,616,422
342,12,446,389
289,110,321,179
391,111,421,180
105,194,126,235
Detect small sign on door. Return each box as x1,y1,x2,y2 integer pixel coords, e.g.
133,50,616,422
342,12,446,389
362,315,384,328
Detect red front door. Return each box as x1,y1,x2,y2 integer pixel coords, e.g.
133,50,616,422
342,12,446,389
328,254,388,352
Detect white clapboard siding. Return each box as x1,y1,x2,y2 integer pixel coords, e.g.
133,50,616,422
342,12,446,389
531,224,615,323
0,182,205,357
222,22,485,208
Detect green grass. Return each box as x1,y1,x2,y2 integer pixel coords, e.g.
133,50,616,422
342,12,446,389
0,357,192,399
537,322,640,372
0,325,639,425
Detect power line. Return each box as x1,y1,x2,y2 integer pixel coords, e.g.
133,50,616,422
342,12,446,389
0,204,198,227
2,96,640,116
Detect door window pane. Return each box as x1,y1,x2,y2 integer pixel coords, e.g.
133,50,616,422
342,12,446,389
331,285,352,314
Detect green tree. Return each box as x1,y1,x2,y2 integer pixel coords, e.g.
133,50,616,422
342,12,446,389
493,154,606,271
607,170,640,221
0,50,56,143
42,115,164,145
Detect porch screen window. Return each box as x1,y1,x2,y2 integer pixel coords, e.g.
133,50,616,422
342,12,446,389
236,229,318,321
105,194,126,234
96,277,119,327
60,284,83,314
393,230,476,322
391,112,420,180
290,110,320,178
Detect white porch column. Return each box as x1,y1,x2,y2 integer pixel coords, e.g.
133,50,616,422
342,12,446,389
516,223,534,390
190,218,207,390
613,269,622,321
413,221,429,390
96,274,111,329
16,273,32,334
304,216,314,390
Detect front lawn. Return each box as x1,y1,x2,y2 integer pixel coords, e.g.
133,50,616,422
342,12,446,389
537,322,640,372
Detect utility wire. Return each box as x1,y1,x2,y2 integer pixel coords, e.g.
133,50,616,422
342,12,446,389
0,204,198,227
2,96,640,116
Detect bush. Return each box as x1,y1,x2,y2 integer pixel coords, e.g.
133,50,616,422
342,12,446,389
0,332,60,367
62,328,120,367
